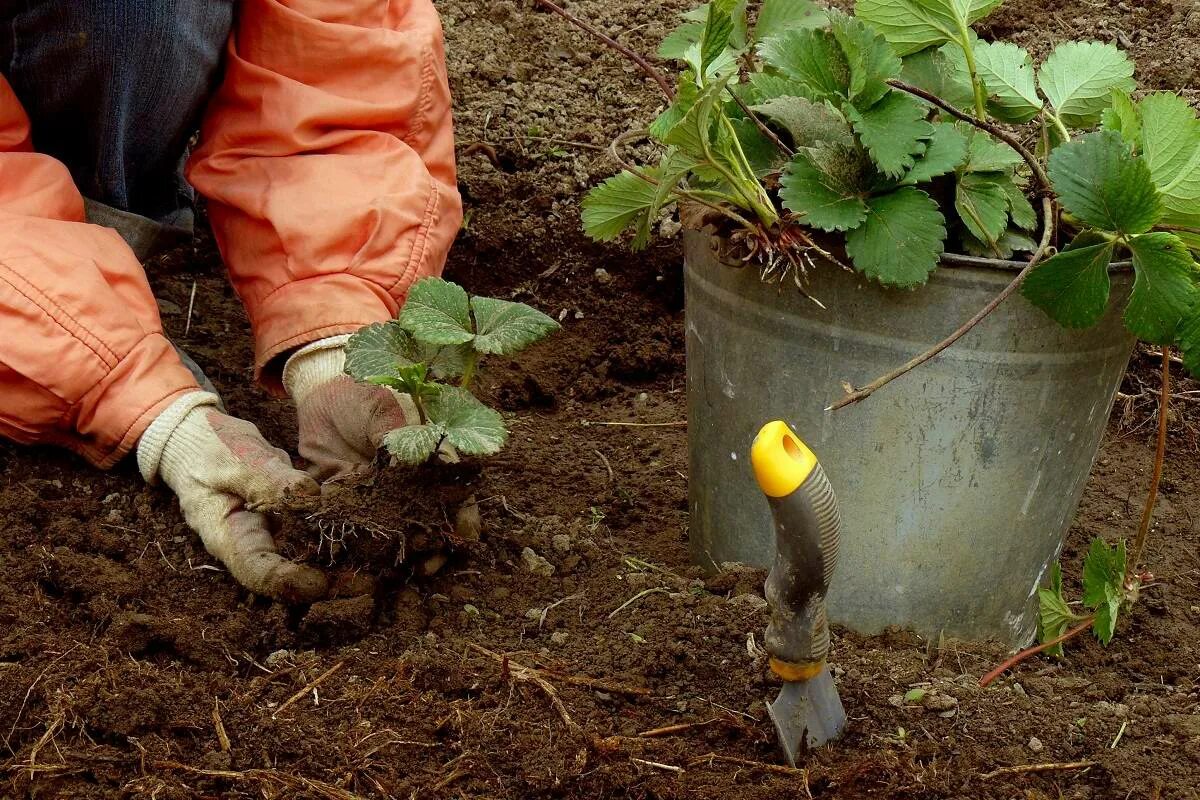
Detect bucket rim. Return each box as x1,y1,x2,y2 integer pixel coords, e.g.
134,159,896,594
940,252,1133,273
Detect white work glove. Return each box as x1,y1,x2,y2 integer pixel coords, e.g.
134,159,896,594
283,336,417,483
138,392,327,602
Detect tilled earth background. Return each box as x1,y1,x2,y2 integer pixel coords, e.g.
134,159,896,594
2,1,1200,798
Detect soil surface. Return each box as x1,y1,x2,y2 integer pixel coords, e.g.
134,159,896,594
3,1,1200,799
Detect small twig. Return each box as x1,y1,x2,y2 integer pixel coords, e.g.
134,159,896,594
467,643,650,696
608,587,670,619
726,89,793,157
535,0,674,101
212,700,231,752
980,760,1098,780
1110,720,1128,749
1128,347,1170,581
184,281,197,337
537,592,585,629
632,758,685,774
978,616,1095,688
1156,223,1200,237
594,448,615,482
638,718,725,738
464,643,584,736
154,760,364,800
688,753,811,779
271,661,344,719
583,420,687,428
5,643,82,753
495,135,608,152
888,79,1051,194
830,197,1054,412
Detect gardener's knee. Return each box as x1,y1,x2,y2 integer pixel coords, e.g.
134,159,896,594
5,0,235,215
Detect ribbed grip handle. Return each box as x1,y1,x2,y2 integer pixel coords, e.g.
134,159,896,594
763,461,841,667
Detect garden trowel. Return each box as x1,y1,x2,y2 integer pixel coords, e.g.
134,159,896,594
750,421,846,765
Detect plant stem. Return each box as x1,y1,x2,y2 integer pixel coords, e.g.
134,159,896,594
828,197,1055,412
460,351,479,391
1156,224,1200,237
726,88,794,157
955,30,989,120
608,130,759,231
413,395,428,425
1050,111,1072,144
888,79,1052,195
535,0,675,102
978,616,1095,688
1128,346,1171,581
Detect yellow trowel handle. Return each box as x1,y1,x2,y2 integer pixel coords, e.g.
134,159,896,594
751,421,841,680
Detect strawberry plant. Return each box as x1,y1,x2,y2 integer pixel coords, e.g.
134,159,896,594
556,0,1197,668
343,278,559,465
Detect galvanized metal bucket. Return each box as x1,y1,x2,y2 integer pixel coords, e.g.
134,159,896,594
684,230,1136,647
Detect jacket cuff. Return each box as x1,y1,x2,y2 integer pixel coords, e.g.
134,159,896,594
248,274,395,395
136,391,222,483
282,334,351,404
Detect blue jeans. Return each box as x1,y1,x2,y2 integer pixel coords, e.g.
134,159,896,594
1,0,235,396
0,0,235,249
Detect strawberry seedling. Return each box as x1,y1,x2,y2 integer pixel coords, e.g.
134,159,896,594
343,278,559,465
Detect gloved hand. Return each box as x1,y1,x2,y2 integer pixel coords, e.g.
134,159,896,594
283,336,417,483
138,392,327,602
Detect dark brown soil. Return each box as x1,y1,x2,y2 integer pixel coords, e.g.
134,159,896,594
3,2,1200,798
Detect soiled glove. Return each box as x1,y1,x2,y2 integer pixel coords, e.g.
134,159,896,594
138,392,326,602
283,336,416,483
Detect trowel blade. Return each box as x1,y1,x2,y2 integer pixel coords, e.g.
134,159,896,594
767,665,846,766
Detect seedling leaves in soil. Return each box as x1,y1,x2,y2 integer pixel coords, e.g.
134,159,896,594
345,278,557,465
1037,538,1128,655
1037,562,1078,657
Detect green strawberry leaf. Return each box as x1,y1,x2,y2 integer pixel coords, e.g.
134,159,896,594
700,0,740,76
470,296,560,356
1002,179,1037,231
846,91,934,179
750,96,854,149
1081,538,1126,646
828,10,901,108
899,45,975,115
779,144,870,231
1021,231,1115,329
728,117,785,177
1177,301,1200,379
741,72,817,105
420,342,472,381
855,0,1005,56
1102,88,1142,146
846,187,947,287
1125,232,1200,344
398,277,475,346
649,73,700,144
961,228,1037,259
901,121,968,185
663,77,729,156
1138,92,1200,222
345,321,416,382
955,172,1010,249
382,424,445,466
758,28,849,104
960,126,1023,173
1048,131,1162,235
1038,41,1136,129
973,41,1042,123
754,0,829,42
658,22,704,61
425,386,508,457
582,170,659,244
1038,562,1077,657
1082,538,1126,608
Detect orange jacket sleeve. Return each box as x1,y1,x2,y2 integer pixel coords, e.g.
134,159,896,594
0,77,200,467
187,0,463,392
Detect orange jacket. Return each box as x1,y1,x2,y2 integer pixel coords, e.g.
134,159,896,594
0,0,461,468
